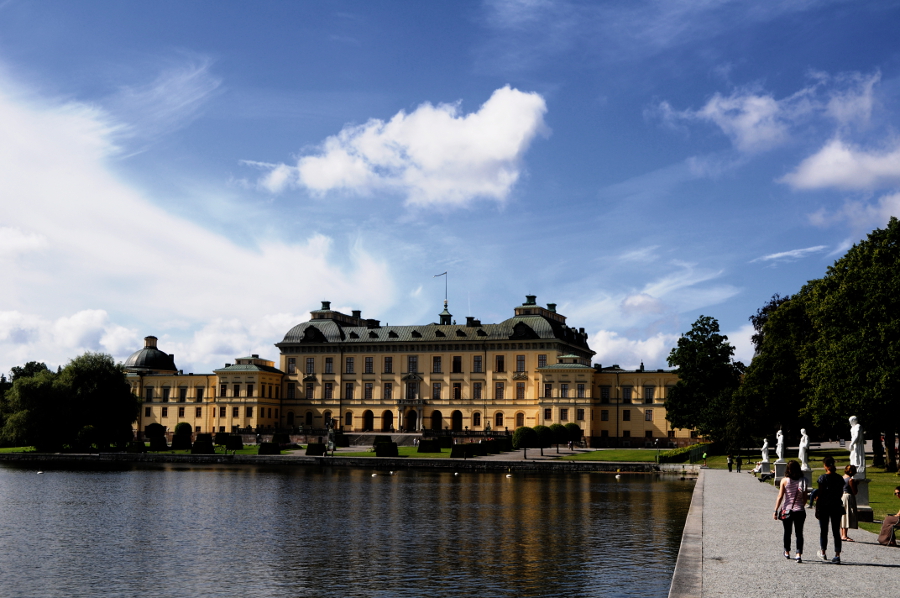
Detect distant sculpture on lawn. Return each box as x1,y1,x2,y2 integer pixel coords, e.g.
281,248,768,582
761,438,769,463
799,429,810,471
776,429,785,462
848,416,865,476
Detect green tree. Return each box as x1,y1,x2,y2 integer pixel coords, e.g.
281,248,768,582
801,217,900,471
512,426,538,457
665,316,744,445
11,361,50,381
533,425,553,456
564,423,583,444
2,369,69,451
549,423,568,453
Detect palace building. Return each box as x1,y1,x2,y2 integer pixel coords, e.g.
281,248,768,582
126,295,693,447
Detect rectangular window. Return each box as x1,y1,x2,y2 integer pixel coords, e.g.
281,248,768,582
304,383,312,399
365,356,374,373
219,426,225,433
306,357,315,374
384,383,392,401
246,407,253,418
494,382,504,401
195,388,204,403
364,383,373,400
233,384,240,398
406,382,418,400
247,384,254,398
576,408,584,421
623,430,631,438
162,388,170,403
538,354,547,368
623,409,631,422
145,388,154,402
577,384,585,398
622,386,633,403
384,356,393,374
544,408,552,420
219,406,226,417
144,406,151,417
233,407,239,417
196,407,202,417
275,409,278,419
560,408,569,421
495,355,505,372
161,407,168,417
668,430,676,438
452,356,462,373
288,357,296,374
516,355,525,372
179,388,187,402
268,408,272,419
432,356,442,373
544,383,552,398
452,382,461,400
345,382,354,400
645,430,653,438
600,386,610,403
408,355,418,373
473,382,482,400
473,412,481,426
644,386,655,404
220,384,227,398
178,407,185,417
275,386,279,399
325,357,333,374
560,383,569,398
432,382,441,400
601,410,609,421
645,409,653,421
495,412,504,427
473,355,483,373
516,382,525,400
345,357,354,374
324,383,333,400
287,383,296,399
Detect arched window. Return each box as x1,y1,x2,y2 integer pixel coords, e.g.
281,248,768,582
516,412,525,427
495,412,504,427
345,411,352,427
323,411,332,426
473,412,481,427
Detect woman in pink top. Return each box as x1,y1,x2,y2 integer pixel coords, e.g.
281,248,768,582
774,460,809,563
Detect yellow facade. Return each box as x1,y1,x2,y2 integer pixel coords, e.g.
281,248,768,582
125,297,696,447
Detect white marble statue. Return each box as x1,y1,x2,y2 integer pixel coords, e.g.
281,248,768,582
775,429,785,462
798,429,810,471
761,438,769,463
849,416,866,477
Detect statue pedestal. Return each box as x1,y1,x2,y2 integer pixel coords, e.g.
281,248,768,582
760,461,770,474
774,461,787,484
855,478,873,522
802,469,813,490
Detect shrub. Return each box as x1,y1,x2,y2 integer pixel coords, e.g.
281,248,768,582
335,434,350,448
493,437,513,452
214,433,231,445
126,441,147,453
144,423,165,439
450,445,469,458
173,422,193,438
306,443,327,456
565,423,583,443
148,437,168,451
417,439,442,453
533,425,553,450
438,436,453,449
659,442,711,464
373,435,393,445
225,436,244,451
258,442,281,455
549,424,568,448
195,433,213,443
271,433,291,445
450,444,486,458
191,440,215,454
170,436,192,450
482,440,499,454
374,442,399,457
512,426,537,450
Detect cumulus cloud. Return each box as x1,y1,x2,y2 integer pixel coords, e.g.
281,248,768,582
808,192,900,236
750,245,827,263
253,86,549,207
590,329,679,370
0,227,47,257
725,323,755,365
780,139,900,190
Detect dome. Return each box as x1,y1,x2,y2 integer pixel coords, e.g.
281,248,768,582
124,336,178,373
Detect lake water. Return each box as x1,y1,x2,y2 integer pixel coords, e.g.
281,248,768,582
0,463,693,598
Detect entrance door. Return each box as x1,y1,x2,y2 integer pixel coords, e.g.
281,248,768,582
363,410,374,431
405,410,418,431
451,410,463,432
431,410,443,431
382,411,393,432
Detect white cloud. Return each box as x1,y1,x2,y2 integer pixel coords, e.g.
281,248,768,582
725,323,755,365
0,72,397,374
590,329,679,370
780,139,900,190
826,71,880,127
808,192,900,236
750,245,827,263
254,86,549,207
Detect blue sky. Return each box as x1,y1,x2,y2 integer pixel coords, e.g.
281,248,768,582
2,0,900,375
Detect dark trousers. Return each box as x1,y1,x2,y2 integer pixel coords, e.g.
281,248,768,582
736,463,741,472
782,510,806,553
819,512,842,554
728,462,733,472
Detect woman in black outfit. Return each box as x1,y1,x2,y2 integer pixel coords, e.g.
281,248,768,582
773,460,808,562
816,456,844,563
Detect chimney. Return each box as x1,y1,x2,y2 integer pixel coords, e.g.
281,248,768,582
321,301,331,310
144,336,158,348
547,303,557,313
466,316,476,327
352,310,361,319
252,354,259,358
524,295,537,305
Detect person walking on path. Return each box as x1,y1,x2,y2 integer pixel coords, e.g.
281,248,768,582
774,460,808,562
727,455,733,472
841,464,859,542
736,456,742,473
816,455,845,563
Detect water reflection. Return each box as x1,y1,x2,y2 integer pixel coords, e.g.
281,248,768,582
0,464,692,598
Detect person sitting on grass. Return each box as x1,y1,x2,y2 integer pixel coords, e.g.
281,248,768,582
877,486,900,546
750,461,763,475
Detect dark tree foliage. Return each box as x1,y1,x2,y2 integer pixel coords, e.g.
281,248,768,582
533,425,553,455
174,422,193,437
564,423,583,442
749,294,791,352
665,316,744,445
512,426,537,450
549,423,568,452
2,370,69,451
10,362,50,382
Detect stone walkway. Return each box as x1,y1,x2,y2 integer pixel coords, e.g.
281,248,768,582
672,468,900,598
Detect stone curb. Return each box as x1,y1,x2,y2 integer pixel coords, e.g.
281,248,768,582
669,468,704,598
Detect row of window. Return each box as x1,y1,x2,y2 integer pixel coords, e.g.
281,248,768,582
542,407,586,421
287,354,548,375
599,409,655,422
286,380,566,401
598,386,667,403
145,406,280,419
543,383,587,398
142,384,282,402
141,387,205,403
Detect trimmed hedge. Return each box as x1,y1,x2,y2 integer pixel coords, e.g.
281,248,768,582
148,437,169,451
258,442,281,455
306,443,327,456
225,437,244,451
374,442,399,457
659,442,711,463
195,433,213,443
271,433,291,445
173,422,193,438
191,440,215,454
126,441,147,453
417,439,443,453
438,436,453,449
214,433,231,445
372,436,393,445
171,436,192,450
335,434,350,448
144,423,165,439
482,440,499,454
450,443,488,458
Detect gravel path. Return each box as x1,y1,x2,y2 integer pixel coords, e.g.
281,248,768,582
700,468,899,597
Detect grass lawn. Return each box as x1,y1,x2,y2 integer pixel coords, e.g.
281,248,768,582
560,449,661,462
339,447,452,459
0,446,35,453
